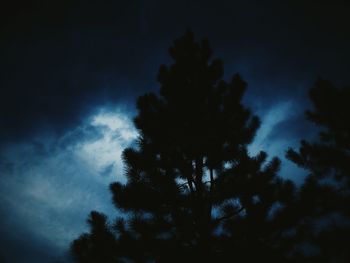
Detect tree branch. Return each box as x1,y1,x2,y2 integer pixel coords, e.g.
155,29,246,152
212,206,245,225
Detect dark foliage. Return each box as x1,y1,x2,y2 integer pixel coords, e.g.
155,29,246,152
72,31,299,262
286,79,350,262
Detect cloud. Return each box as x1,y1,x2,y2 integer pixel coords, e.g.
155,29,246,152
249,101,295,154
249,101,311,183
0,107,138,262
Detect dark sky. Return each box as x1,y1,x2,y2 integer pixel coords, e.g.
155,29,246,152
1,0,350,262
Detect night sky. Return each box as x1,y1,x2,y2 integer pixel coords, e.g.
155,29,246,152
1,0,350,262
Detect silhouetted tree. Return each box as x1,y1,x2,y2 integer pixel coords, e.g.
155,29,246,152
286,79,350,262
72,31,296,263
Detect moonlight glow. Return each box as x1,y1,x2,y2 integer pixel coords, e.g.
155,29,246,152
0,108,138,262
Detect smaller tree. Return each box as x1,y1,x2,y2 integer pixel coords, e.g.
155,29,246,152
72,212,118,263
286,79,350,262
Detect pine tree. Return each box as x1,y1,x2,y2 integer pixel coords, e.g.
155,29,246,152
286,79,350,262
72,31,295,263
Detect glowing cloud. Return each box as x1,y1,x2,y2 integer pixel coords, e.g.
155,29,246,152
249,101,294,156
0,107,138,262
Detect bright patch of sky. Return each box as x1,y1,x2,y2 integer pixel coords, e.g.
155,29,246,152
77,109,138,182
248,101,307,182
249,101,294,155
0,107,138,262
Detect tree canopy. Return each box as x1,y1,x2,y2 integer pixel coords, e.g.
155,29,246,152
286,79,350,262
71,32,350,263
